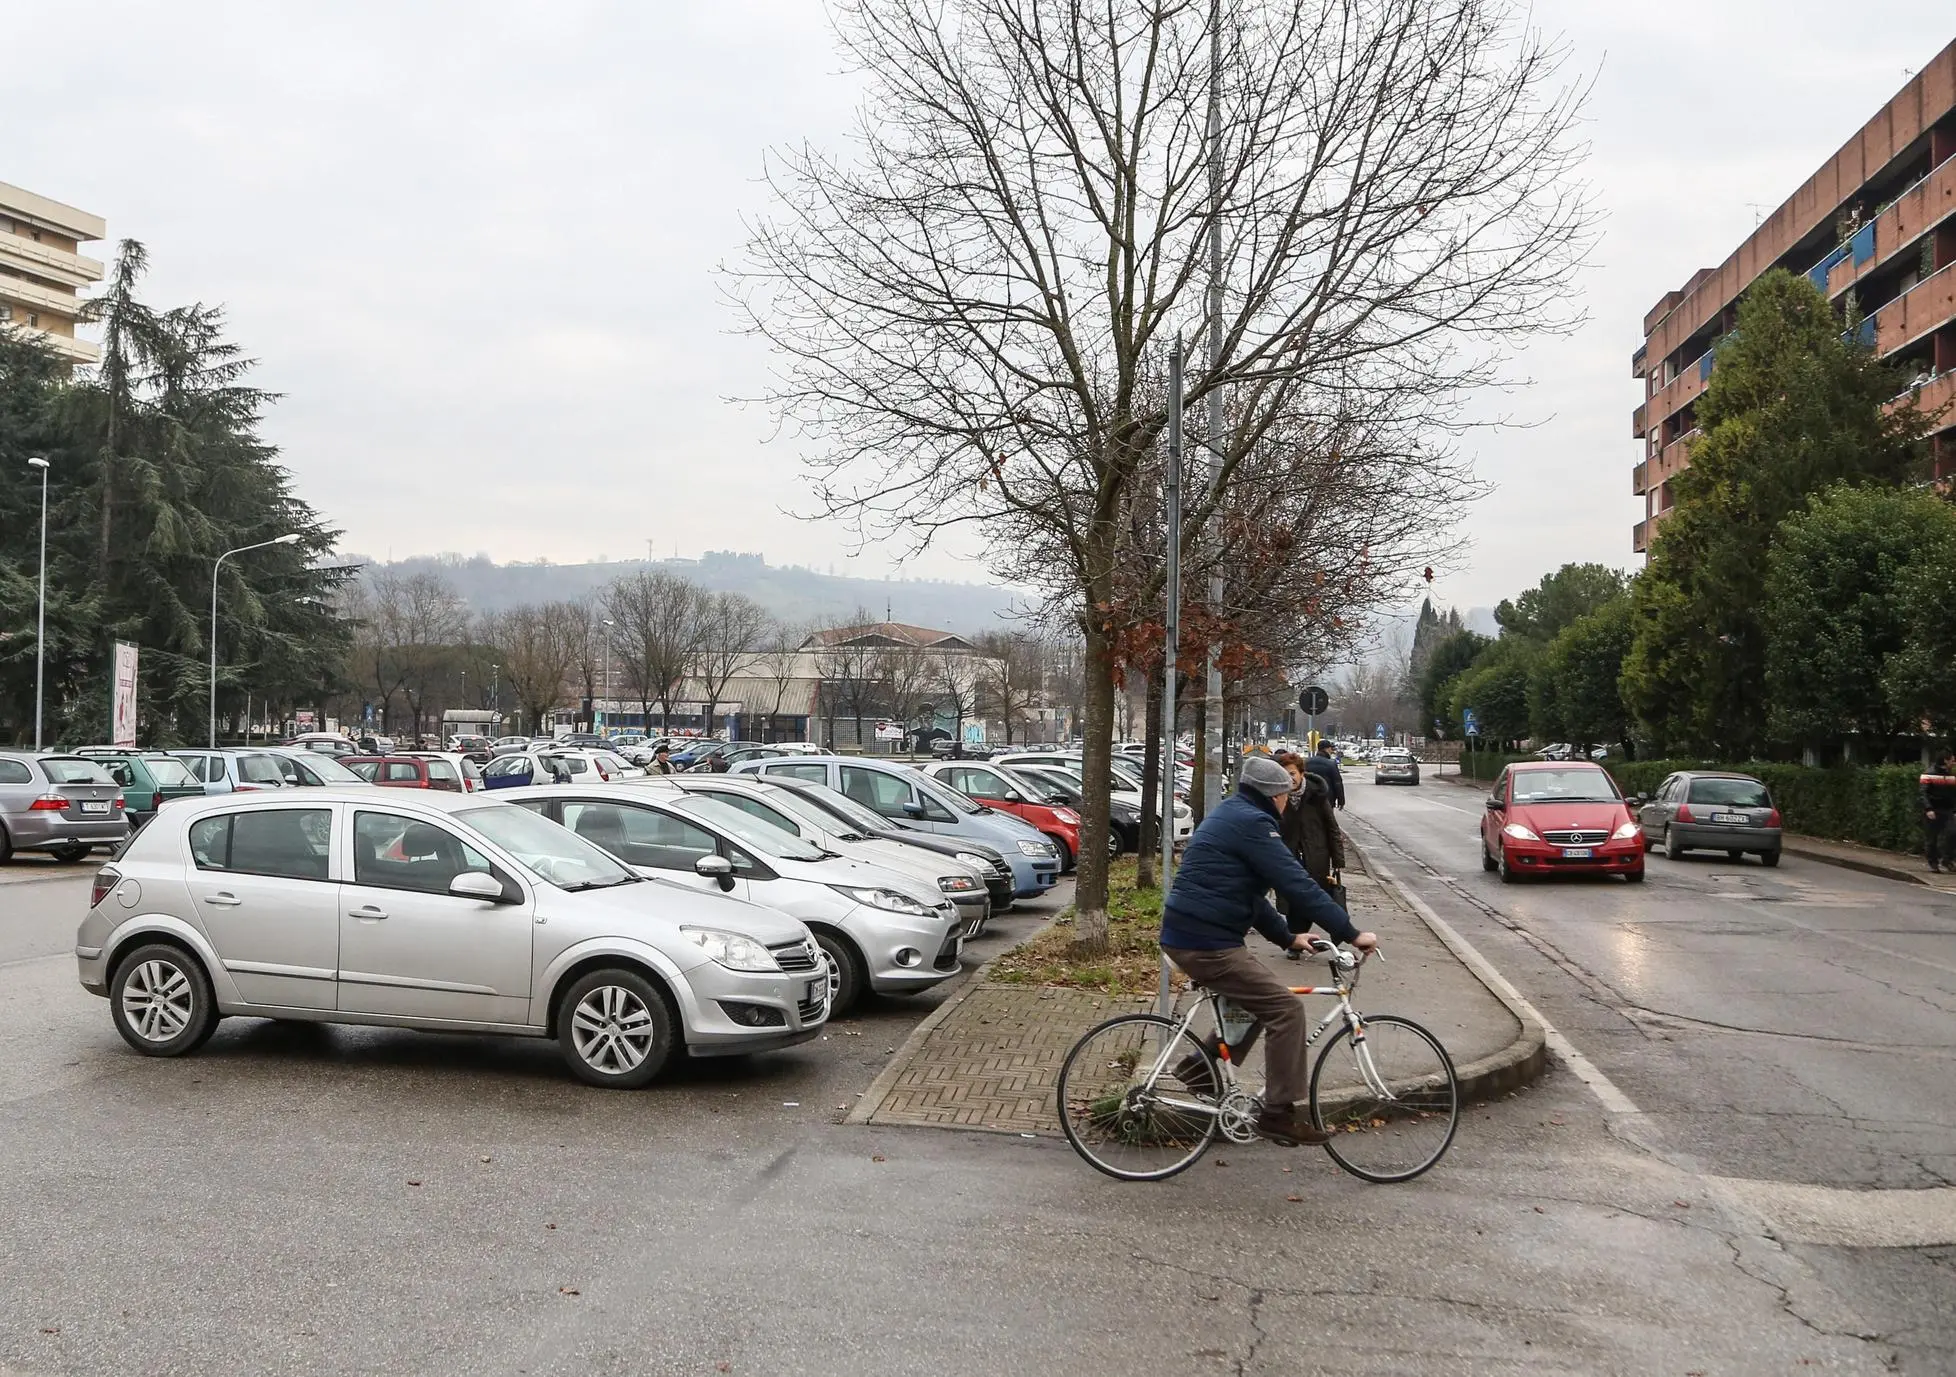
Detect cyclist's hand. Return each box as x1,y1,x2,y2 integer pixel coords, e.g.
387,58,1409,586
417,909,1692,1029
1351,931,1379,952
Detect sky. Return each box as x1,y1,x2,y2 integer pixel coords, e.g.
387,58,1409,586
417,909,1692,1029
6,1,1952,616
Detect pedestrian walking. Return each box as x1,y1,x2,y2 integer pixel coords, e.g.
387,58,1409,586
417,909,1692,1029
1276,751,1346,923
651,745,675,776
1303,739,1345,810
1921,754,1956,873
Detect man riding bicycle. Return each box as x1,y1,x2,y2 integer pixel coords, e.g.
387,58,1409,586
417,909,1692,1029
1160,755,1378,1147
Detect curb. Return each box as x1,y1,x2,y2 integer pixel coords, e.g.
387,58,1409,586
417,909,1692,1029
1343,833,1549,1104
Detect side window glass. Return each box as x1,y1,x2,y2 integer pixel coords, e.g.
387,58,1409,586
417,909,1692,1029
962,770,1006,800
272,756,305,786
840,766,910,817
237,755,285,786
382,762,421,783
715,795,799,835
919,790,956,823
228,808,332,880
0,760,30,785
563,803,716,871
772,762,828,784
189,815,231,869
352,812,492,894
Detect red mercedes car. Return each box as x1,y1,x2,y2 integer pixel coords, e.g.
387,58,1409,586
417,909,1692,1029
1480,761,1644,884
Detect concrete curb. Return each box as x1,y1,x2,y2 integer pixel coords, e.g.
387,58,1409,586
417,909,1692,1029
1344,833,1549,1104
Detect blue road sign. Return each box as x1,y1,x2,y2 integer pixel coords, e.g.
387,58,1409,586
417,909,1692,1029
1462,708,1480,736
1374,722,1386,739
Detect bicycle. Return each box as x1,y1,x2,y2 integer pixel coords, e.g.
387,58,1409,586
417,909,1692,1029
1056,940,1459,1183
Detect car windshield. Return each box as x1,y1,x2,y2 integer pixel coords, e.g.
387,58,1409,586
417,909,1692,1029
143,756,198,787
793,782,897,835
455,804,639,890
668,796,829,860
918,777,984,815
1688,777,1772,807
290,752,365,784
1510,769,1620,804
40,757,113,785
738,787,858,839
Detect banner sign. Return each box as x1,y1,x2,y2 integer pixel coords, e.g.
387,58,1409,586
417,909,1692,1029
111,641,139,747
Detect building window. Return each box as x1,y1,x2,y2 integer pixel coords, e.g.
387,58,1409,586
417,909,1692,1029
26,312,38,327
0,304,10,321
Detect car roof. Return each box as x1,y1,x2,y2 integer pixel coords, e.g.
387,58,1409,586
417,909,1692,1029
1510,760,1604,771
1676,770,1762,781
150,787,487,822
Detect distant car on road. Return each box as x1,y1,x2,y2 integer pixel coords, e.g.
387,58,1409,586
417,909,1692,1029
75,789,831,1085
1636,771,1781,866
0,751,128,863
1373,748,1421,786
1480,761,1643,884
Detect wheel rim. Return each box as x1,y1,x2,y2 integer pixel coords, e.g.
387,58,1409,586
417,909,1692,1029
1663,826,1674,856
570,985,656,1074
1058,1016,1219,1181
121,959,194,1043
1311,1016,1459,1183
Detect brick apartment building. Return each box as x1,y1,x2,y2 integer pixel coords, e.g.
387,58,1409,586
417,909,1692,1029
1632,40,1956,552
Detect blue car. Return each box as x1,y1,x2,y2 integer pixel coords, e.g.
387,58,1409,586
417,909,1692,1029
732,755,1061,899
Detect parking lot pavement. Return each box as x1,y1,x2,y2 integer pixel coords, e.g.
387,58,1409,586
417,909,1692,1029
0,855,102,887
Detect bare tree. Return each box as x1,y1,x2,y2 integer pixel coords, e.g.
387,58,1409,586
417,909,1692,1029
693,591,771,738
752,620,810,742
810,610,882,749
929,649,977,748
366,569,467,744
734,0,1592,943
482,601,583,737
873,642,932,750
973,631,1044,747
604,571,707,733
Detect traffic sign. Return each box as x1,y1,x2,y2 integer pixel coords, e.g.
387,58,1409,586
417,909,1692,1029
1374,722,1386,740
1462,708,1480,736
1298,685,1329,716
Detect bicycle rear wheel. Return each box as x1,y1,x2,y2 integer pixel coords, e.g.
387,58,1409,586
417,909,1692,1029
1057,1014,1220,1181
1309,1014,1458,1183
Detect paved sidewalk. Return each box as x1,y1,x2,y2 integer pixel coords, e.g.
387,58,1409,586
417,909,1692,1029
852,866,1540,1133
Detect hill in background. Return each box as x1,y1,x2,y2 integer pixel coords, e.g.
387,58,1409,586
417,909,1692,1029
346,550,1035,636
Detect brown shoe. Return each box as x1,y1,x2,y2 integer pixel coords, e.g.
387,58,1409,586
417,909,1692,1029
1255,1108,1332,1147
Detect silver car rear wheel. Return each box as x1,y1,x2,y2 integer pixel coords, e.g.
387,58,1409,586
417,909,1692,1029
109,943,218,1057
557,969,674,1089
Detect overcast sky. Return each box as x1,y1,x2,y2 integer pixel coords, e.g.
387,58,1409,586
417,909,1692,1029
8,2,1951,616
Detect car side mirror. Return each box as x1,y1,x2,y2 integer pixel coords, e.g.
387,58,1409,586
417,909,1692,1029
901,801,925,819
694,854,737,891
1002,790,1024,803
1485,797,1504,812
449,871,510,903
1625,796,1643,809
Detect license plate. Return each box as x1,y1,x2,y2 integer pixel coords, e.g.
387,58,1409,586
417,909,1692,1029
1712,813,1748,825
80,801,109,814
1561,847,1593,859
805,978,826,1003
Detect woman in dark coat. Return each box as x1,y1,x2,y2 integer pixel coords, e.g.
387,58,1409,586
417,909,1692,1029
1275,751,1346,930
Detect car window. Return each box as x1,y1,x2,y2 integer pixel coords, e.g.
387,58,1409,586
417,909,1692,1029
144,756,197,787
1509,769,1620,804
914,777,976,818
560,756,590,776
839,766,913,816
484,757,528,779
765,761,830,784
563,801,718,871
291,752,364,785
98,759,139,788
669,796,826,861
951,767,1006,800
40,757,114,786
346,760,380,781
707,793,803,836
233,754,286,786
271,755,307,786
458,803,635,890
790,782,893,834
1687,777,1772,808
381,762,422,783
188,808,332,881
426,760,460,786
0,759,31,785
352,811,495,894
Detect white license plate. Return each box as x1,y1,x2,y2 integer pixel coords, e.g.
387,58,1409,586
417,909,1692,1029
805,978,826,1003
80,800,109,814
1561,847,1593,859
1712,813,1748,825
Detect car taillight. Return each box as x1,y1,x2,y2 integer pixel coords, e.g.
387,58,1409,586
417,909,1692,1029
114,798,126,810
1766,808,1781,827
29,795,68,811
1675,804,1694,822
596,765,611,780
90,868,119,908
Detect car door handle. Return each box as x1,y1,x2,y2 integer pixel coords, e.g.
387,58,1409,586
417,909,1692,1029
349,905,388,920
203,892,242,907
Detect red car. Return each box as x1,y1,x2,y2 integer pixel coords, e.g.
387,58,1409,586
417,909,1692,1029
1480,761,1644,884
343,753,482,793
923,761,1085,872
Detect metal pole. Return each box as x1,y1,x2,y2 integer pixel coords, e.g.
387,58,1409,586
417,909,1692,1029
1157,339,1185,1017
210,534,299,749
28,457,49,751
1201,0,1227,816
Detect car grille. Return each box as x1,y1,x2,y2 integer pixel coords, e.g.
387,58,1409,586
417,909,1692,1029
986,859,1012,883
769,940,820,974
1542,830,1609,846
797,992,827,1023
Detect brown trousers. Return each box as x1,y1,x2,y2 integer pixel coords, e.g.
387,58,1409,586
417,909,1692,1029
1162,944,1308,1108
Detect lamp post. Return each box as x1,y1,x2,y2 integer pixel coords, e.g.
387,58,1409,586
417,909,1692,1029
210,533,301,748
600,619,615,734
27,457,49,751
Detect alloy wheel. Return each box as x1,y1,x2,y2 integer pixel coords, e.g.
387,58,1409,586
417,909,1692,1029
121,959,194,1043
570,985,657,1074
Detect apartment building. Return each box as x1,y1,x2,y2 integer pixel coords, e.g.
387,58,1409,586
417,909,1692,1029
0,180,105,368
1632,41,1956,552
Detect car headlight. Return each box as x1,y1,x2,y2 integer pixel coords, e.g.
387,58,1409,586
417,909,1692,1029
1017,839,1057,858
681,927,781,972
1502,823,1541,842
1612,820,1641,840
1053,807,1081,824
954,851,993,869
937,874,981,892
831,885,936,917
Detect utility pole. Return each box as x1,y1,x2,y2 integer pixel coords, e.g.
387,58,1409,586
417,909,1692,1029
1201,0,1227,816
1157,339,1185,1017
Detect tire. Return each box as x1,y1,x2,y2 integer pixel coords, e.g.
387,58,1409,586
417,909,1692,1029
1497,844,1518,884
1760,850,1781,868
50,844,91,864
1048,835,1076,873
1057,1014,1220,1181
813,930,867,1016
555,968,675,1089
1480,843,1497,873
1625,866,1645,884
1662,826,1687,859
1106,828,1123,860
0,823,13,865
109,943,219,1057
1309,1014,1459,1184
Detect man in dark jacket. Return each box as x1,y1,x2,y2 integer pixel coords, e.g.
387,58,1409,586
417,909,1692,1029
1303,740,1345,809
1160,755,1377,1147
1922,755,1956,873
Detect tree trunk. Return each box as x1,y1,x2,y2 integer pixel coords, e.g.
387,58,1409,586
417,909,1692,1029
1136,670,1163,889
1189,698,1209,823
1070,619,1118,955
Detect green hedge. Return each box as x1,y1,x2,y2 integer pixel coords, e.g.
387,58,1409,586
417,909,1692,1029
1455,750,1534,782
1604,758,1926,854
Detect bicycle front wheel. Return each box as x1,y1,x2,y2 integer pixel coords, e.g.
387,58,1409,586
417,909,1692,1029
1057,1014,1220,1181
1309,1014,1459,1183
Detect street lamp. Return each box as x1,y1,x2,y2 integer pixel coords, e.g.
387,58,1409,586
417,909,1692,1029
600,620,615,734
27,457,49,751
210,533,301,748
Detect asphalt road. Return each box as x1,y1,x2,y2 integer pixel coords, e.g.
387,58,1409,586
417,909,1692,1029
0,830,1946,1375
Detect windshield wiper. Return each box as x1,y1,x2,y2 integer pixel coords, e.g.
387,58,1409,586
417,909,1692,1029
559,876,640,892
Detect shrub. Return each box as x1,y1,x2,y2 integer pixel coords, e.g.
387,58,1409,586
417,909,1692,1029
1603,758,1924,853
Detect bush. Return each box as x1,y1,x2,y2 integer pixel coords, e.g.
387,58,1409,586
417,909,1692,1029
1603,758,1925,853
1456,750,1533,782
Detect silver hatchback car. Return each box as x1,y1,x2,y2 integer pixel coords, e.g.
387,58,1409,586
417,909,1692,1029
0,752,128,862
76,789,832,1087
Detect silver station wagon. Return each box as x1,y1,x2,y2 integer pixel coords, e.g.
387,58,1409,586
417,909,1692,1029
75,789,832,1088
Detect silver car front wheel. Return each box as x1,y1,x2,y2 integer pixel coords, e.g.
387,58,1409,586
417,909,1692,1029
109,943,218,1057
556,969,674,1089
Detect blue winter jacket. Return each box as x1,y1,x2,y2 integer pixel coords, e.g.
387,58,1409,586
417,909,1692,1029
1160,788,1360,952
1304,752,1345,807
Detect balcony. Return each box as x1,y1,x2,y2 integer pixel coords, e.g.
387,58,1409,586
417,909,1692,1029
1632,519,1650,553
1632,460,1648,495
0,233,103,291
1822,155,1956,300
1636,347,1714,441
1872,261,1956,356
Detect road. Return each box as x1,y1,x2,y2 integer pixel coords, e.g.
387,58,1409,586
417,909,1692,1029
0,827,1947,1375
1342,774,1956,1367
